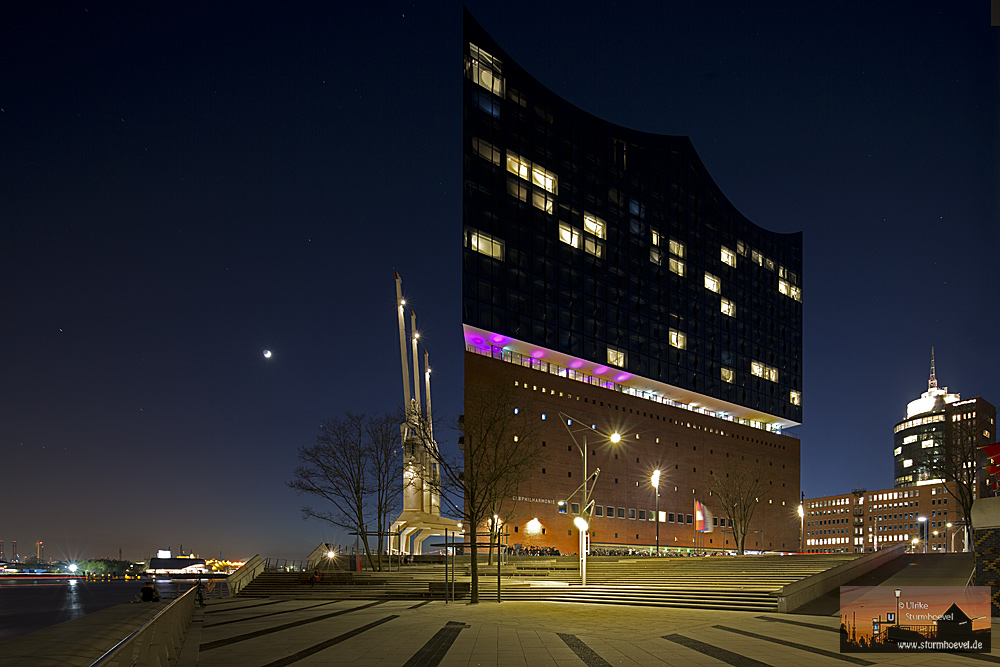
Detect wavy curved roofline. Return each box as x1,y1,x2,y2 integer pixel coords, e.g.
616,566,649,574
466,9,802,244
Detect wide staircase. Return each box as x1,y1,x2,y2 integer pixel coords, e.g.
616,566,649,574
235,553,859,612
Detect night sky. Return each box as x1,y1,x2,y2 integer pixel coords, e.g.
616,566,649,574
3,3,997,562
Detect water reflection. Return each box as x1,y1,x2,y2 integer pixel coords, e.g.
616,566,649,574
56,578,83,623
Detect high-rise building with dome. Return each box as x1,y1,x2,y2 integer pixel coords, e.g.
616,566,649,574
893,349,996,489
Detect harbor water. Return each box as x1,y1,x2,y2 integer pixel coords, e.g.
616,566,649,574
0,577,197,644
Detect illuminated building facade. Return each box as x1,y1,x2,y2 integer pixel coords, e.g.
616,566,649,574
893,351,996,490
804,352,996,554
461,11,803,554
803,483,966,554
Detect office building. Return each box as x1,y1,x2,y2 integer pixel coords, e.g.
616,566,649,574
803,483,963,553
893,351,995,491
462,11,803,554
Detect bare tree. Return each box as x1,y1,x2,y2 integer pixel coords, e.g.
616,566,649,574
288,413,402,571
708,456,769,555
407,384,542,603
925,414,988,543
369,414,404,559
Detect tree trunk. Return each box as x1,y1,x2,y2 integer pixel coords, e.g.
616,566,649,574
361,528,376,571
469,527,479,603
376,515,385,572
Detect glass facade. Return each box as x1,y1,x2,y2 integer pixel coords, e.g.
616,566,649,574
462,11,803,424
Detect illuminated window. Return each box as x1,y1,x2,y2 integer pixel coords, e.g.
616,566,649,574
721,246,736,267
468,44,504,96
721,297,735,317
669,258,685,276
583,214,606,240
752,361,778,382
506,152,531,181
704,272,720,293
472,137,501,165
469,230,504,260
584,236,604,258
650,247,662,265
902,435,918,444
532,166,557,193
752,250,763,266
559,223,580,248
894,446,902,456
790,390,801,406
651,230,660,246
737,240,747,256
669,329,686,349
779,279,790,296
721,367,734,383
531,189,554,214
506,151,557,212
903,459,913,468
790,285,802,302
607,347,625,367
922,440,935,449
765,258,775,271
669,239,685,258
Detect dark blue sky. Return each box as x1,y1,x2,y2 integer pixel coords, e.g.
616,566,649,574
2,2,997,561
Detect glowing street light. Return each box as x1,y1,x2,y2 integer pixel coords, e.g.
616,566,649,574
918,516,927,553
797,504,805,552
651,470,661,554
558,412,623,585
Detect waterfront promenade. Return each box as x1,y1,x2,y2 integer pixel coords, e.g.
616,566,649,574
5,597,996,666
1,553,991,666
181,597,1000,666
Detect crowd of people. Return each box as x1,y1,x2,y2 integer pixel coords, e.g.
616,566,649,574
503,545,561,556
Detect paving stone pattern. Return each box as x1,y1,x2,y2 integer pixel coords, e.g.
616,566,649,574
180,598,1000,666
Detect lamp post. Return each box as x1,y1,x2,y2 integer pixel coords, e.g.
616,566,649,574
797,503,805,552
558,412,621,586
894,588,901,627
651,470,661,555
946,522,954,552
917,516,927,553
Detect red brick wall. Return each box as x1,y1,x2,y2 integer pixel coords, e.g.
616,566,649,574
465,351,801,554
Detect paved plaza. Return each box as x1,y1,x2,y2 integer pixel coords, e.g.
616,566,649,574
179,597,999,667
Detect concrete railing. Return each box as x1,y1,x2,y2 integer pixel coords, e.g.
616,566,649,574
227,554,264,596
88,586,196,667
775,545,906,612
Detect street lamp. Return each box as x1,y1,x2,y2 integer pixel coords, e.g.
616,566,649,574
797,504,805,552
651,469,661,555
894,588,901,627
917,516,927,553
558,412,622,586
946,522,954,552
